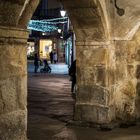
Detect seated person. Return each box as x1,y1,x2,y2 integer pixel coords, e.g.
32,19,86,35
40,59,51,73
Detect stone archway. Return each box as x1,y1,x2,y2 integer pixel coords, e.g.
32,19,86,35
0,1,108,139
2,0,140,139
0,1,40,139
61,0,111,124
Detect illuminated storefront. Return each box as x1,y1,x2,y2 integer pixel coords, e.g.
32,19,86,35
39,39,52,59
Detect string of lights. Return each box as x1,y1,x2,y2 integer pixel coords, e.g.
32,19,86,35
27,17,68,32
42,17,68,21
30,20,67,25
28,24,58,32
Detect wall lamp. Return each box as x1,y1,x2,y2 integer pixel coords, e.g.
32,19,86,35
114,0,125,16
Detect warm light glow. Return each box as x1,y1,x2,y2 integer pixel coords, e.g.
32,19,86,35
39,40,52,59
60,10,66,17
42,32,46,36
27,42,35,56
58,29,61,33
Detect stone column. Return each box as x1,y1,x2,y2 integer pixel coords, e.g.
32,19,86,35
74,41,112,124
0,26,28,140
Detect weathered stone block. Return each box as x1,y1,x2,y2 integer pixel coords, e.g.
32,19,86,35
0,26,29,39
74,28,105,41
77,66,96,85
77,45,108,66
121,81,136,98
115,44,127,62
74,104,109,123
108,105,116,121
127,65,135,78
127,42,137,63
107,69,115,86
0,74,27,115
77,85,109,105
0,45,27,79
0,2,22,26
115,62,127,81
0,110,27,140
113,79,136,122
95,65,106,86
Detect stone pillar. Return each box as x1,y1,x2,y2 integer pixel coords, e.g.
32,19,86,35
0,26,28,140
74,41,112,124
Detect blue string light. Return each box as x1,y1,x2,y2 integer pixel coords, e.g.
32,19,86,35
27,17,68,32
42,17,68,21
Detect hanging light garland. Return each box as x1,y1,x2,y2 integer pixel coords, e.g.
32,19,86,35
27,17,68,32
42,17,68,22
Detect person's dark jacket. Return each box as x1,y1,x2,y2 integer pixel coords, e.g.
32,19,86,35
34,54,39,66
69,60,76,77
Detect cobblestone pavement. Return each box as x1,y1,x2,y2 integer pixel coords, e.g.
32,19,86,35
27,73,140,140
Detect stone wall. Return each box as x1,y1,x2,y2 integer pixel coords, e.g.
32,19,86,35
0,26,28,140
61,0,140,125
107,28,140,123
74,33,140,124
111,40,137,122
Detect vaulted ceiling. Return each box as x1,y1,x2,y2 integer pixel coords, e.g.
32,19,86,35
1,0,140,41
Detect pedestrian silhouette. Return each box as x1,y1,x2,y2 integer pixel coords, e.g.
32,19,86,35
34,53,39,73
49,51,53,63
69,60,76,95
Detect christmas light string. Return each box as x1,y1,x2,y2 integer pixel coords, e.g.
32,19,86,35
28,17,68,32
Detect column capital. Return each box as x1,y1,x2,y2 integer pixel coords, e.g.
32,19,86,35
0,26,29,45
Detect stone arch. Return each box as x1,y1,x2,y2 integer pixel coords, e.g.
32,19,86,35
61,0,111,124
0,0,109,139
61,0,107,41
0,1,40,140
0,0,40,28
